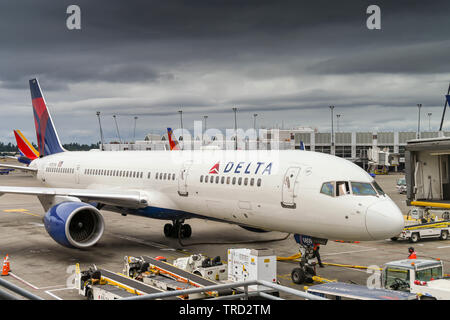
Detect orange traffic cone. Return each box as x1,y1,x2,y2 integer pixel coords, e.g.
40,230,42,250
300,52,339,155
4,255,10,272
1,257,9,276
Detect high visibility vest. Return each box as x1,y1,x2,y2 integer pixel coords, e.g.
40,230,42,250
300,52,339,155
408,252,417,259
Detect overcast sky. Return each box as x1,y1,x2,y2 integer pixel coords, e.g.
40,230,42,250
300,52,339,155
0,0,449,144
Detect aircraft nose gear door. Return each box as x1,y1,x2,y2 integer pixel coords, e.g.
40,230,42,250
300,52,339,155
178,161,193,197
281,167,301,208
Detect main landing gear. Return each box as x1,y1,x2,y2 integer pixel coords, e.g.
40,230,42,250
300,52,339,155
163,220,192,239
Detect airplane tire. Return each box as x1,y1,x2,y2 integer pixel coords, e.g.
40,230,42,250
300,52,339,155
181,224,192,238
164,224,173,237
291,268,305,284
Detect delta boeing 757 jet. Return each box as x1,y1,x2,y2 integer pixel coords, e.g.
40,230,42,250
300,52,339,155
0,79,404,249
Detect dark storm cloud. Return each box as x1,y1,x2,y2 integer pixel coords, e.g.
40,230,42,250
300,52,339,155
0,1,450,143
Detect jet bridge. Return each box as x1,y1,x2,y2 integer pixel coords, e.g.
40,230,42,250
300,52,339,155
405,136,450,207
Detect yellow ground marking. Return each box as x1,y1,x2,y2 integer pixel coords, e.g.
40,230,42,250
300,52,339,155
3,209,41,217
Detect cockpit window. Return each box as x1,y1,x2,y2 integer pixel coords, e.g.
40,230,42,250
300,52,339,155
320,182,334,197
372,181,385,196
336,181,350,196
351,182,377,196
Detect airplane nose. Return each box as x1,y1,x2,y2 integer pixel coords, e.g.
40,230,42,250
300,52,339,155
365,200,404,240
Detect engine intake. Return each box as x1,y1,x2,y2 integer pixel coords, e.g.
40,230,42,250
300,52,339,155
44,202,105,249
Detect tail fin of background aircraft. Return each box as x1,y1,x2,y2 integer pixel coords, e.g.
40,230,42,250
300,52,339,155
14,130,39,160
167,127,180,150
29,78,65,156
299,141,305,150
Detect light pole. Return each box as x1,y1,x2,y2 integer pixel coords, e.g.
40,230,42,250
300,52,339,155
113,114,122,145
427,112,432,131
232,107,238,150
336,114,341,133
253,113,258,150
329,106,335,154
133,116,138,141
417,104,422,139
96,111,104,151
203,115,208,144
178,110,183,142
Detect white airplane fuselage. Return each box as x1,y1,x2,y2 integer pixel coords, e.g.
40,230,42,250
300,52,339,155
29,149,404,241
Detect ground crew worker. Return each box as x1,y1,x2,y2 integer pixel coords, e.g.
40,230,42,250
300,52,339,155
313,243,324,268
408,247,417,259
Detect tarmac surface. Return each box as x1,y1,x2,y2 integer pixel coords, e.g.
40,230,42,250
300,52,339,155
0,165,448,300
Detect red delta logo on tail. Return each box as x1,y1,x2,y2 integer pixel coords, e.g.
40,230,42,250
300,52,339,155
29,78,65,156
167,128,180,150
209,162,220,174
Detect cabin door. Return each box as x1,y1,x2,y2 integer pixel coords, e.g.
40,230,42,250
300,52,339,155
281,167,301,208
178,160,193,197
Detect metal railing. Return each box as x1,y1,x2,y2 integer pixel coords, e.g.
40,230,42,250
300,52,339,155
0,276,326,301
0,277,44,300
120,279,327,300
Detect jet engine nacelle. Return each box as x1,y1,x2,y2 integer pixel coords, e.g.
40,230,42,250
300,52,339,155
43,201,105,249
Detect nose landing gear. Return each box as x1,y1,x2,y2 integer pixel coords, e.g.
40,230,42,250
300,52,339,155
290,234,327,284
291,246,317,284
163,220,192,239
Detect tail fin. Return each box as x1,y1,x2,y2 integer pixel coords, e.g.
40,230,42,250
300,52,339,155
14,130,39,160
29,78,65,156
167,127,180,150
299,141,305,150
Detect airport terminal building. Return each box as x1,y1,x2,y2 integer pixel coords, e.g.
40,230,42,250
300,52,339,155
103,129,450,171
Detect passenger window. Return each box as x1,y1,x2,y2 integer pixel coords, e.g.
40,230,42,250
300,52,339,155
232,177,236,185
221,176,225,184
336,181,350,196
320,182,334,197
250,178,254,186
244,178,248,186
156,172,159,179
205,176,209,183
172,173,175,180
200,175,204,183
257,178,262,187
148,172,151,179
210,176,214,183
227,177,230,184
216,176,219,183
164,173,167,180
238,177,242,185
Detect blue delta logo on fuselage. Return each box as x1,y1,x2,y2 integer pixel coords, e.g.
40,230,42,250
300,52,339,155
218,161,273,175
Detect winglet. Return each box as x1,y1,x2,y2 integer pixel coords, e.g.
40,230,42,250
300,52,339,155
29,78,65,157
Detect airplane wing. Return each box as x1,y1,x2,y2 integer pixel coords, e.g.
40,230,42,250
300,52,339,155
0,186,149,209
0,164,37,172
